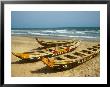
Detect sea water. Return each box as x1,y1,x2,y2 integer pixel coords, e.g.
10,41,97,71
11,27,100,40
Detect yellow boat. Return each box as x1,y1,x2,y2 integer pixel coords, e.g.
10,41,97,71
12,40,81,60
41,44,100,69
36,38,75,47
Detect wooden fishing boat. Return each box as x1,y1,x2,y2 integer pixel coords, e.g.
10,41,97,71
12,40,81,60
36,38,75,47
12,51,53,60
48,40,81,55
41,44,100,69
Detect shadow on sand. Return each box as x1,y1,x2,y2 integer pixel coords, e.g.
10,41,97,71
11,59,40,64
31,66,67,74
30,63,79,74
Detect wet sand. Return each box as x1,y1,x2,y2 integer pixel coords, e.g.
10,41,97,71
11,36,100,77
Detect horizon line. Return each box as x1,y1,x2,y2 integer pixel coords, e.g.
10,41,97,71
12,26,100,29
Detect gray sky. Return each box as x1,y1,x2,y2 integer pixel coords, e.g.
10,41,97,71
11,11,100,28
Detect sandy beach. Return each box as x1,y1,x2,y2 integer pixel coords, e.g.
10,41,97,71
11,36,100,77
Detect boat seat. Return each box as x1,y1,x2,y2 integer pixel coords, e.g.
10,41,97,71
81,50,93,54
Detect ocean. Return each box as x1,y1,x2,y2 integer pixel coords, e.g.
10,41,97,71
11,27,100,40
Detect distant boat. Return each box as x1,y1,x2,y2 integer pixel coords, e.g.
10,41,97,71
36,37,75,47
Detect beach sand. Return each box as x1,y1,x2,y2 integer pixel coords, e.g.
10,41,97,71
11,36,100,77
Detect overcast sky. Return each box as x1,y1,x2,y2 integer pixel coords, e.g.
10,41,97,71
11,11,100,28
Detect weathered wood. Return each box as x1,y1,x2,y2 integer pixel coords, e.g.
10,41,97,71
42,44,100,69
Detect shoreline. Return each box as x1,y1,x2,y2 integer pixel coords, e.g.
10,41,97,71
12,35,100,42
